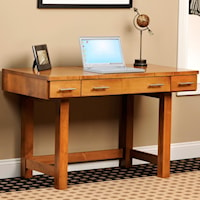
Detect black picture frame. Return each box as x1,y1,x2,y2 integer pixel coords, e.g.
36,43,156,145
32,44,51,71
37,0,132,8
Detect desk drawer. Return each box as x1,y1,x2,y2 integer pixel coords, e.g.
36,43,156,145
82,79,122,96
171,75,197,92
49,81,81,98
122,77,170,94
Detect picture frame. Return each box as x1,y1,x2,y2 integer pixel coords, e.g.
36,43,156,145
32,44,51,71
189,0,200,16
37,0,132,8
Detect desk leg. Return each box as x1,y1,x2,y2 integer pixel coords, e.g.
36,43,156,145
21,97,34,178
119,95,134,168
158,92,172,178
54,99,69,189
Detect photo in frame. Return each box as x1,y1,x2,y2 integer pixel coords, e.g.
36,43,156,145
32,44,51,71
37,0,132,8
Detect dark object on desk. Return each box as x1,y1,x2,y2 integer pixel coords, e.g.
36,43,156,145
134,59,147,67
32,44,51,71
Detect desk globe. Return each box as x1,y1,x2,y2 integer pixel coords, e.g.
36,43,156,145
136,14,150,28
133,8,152,67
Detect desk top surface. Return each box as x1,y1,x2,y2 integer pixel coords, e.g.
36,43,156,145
3,64,199,81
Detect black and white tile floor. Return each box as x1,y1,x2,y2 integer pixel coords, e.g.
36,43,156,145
0,158,200,193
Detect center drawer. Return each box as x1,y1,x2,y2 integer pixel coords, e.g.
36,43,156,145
81,79,122,96
122,77,170,94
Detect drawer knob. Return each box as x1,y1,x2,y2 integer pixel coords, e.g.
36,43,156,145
59,88,77,92
178,82,194,86
148,83,164,87
93,86,110,90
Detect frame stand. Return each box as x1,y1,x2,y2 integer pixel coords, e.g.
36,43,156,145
32,59,37,70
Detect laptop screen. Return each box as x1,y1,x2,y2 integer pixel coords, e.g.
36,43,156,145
80,37,125,68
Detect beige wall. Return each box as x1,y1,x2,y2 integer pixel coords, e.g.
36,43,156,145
0,0,199,160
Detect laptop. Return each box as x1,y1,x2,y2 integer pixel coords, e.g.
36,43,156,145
80,36,145,74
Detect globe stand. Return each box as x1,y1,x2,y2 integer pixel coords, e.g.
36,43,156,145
134,59,147,67
134,28,147,67
133,8,152,68
134,31,147,67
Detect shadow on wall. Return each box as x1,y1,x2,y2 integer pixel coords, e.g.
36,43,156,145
4,52,33,69
0,71,21,159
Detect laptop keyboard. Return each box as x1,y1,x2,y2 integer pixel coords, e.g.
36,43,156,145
87,67,145,74
103,67,145,73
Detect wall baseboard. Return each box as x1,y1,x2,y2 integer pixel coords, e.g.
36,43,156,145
1,141,200,179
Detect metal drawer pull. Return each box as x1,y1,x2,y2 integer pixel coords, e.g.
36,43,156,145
178,82,194,86
149,83,164,87
59,88,77,92
93,86,110,90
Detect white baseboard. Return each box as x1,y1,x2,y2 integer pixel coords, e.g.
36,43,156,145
0,141,200,179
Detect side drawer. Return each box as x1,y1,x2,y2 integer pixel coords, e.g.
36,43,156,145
82,79,122,96
49,80,81,98
171,75,197,92
122,77,170,94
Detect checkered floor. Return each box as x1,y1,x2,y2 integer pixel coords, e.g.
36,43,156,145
0,158,200,193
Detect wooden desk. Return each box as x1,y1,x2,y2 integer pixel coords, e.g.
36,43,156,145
2,64,198,189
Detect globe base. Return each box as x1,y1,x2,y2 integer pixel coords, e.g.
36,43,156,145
134,59,147,67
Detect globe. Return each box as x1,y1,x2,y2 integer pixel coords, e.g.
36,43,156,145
133,8,153,67
136,14,150,28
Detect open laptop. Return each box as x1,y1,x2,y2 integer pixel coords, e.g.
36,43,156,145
80,36,145,74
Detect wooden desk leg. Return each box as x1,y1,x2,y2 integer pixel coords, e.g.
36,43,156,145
21,97,34,178
119,95,134,168
54,99,69,190
157,92,172,178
